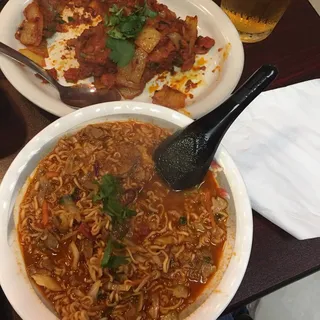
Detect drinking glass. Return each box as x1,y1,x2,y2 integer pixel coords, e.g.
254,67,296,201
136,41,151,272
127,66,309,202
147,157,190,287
221,0,291,43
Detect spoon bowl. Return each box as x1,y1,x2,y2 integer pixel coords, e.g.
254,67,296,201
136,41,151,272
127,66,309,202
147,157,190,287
154,65,279,190
0,42,121,108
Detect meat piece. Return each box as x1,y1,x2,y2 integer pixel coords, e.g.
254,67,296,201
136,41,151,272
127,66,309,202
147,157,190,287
108,143,140,176
84,125,105,139
148,39,176,63
149,1,176,20
67,38,78,47
179,39,195,72
41,257,54,271
47,68,58,80
64,68,81,83
195,36,215,54
73,0,90,7
64,25,111,83
44,231,59,252
152,85,186,109
64,64,106,83
211,225,225,244
100,73,116,89
172,285,189,298
201,262,216,282
177,16,199,71
88,0,106,17
121,189,137,206
15,2,44,46
38,0,64,38
81,238,93,260
52,214,69,233
78,222,93,239
124,304,138,320
76,25,110,65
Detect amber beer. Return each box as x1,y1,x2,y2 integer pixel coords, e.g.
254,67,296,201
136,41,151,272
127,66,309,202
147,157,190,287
221,0,290,43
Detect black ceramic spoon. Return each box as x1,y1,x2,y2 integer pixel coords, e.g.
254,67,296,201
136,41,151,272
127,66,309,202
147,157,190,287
154,64,278,190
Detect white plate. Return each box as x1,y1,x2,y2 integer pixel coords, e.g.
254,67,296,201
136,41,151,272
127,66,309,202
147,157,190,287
0,101,252,320
0,0,244,118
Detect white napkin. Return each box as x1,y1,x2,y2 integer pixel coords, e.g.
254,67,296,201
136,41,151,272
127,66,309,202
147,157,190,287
222,79,320,240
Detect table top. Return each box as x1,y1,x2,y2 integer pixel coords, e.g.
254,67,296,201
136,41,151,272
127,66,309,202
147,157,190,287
1,0,320,319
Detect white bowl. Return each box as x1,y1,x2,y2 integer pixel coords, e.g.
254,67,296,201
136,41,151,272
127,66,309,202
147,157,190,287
0,0,244,118
0,101,252,320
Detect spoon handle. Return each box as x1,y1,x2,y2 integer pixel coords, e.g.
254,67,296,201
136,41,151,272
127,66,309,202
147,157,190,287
0,42,58,87
194,65,278,137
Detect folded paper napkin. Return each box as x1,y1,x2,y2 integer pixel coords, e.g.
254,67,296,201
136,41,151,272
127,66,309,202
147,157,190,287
222,79,320,240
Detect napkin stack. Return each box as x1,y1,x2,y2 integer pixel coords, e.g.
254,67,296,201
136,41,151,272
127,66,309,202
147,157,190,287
222,79,320,240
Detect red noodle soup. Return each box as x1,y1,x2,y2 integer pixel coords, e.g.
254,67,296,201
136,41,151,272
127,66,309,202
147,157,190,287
18,121,228,320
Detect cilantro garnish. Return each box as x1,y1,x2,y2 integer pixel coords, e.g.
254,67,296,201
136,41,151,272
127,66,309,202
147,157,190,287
101,239,113,267
144,5,158,18
59,194,72,205
93,174,136,223
101,239,129,269
58,186,80,205
106,38,135,67
105,1,157,67
55,13,65,24
92,174,119,202
179,216,187,225
107,255,129,269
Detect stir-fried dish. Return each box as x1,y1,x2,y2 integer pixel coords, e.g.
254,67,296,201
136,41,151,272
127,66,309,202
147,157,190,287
15,0,215,109
18,121,228,320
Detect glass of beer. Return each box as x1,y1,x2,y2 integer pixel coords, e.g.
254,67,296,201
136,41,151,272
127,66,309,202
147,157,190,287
221,0,291,43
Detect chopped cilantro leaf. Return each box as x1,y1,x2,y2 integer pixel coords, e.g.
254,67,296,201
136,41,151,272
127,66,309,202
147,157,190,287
93,174,119,202
104,1,157,66
104,196,124,216
113,241,125,249
71,187,80,202
118,15,146,38
109,4,123,15
143,2,157,18
106,38,135,67
107,255,129,269
101,239,113,267
179,216,187,225
44,26,56,33
108,28,126,39
55,13,65,24
93,174,137,223
101,239,129,269
68,16,74,22
80,52,88,58
59,195,73,205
